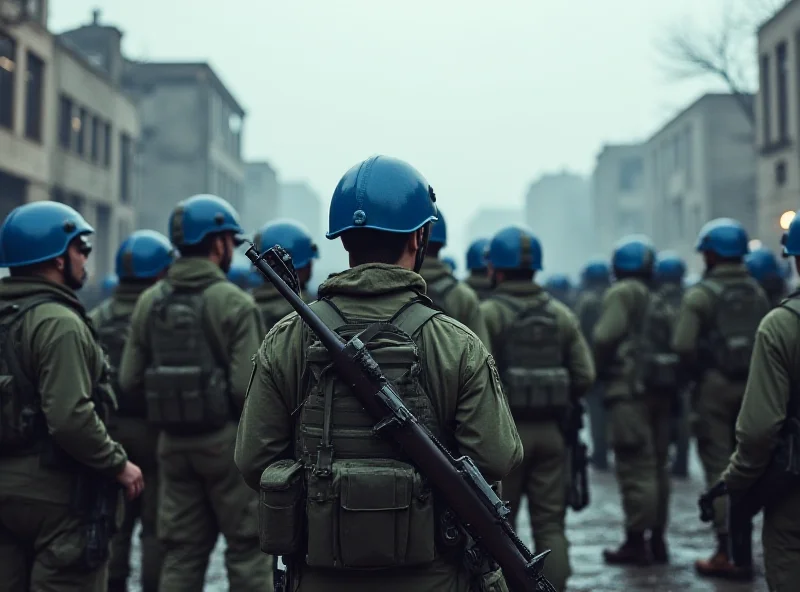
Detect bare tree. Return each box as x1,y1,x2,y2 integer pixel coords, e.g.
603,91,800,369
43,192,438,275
658,0,790,127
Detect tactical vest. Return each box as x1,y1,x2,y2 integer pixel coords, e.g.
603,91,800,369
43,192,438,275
490,293,570,419
425,274,458,315
466,276,493,301
257,298,444,569
657,282,684,311
93,299,141,417
0,298,53,455
698,278,770,381
635,290,681,393
255,290,295,334
576,288,604,344
142,282,231,434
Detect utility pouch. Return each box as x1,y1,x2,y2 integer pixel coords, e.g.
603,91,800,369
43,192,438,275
144,365,229,430
504,367,570,411
642,352,681,392
476,567,511,592
258,459,305,556
305,459,436,569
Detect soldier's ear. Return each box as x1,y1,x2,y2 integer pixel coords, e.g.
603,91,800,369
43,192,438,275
54,256,65,272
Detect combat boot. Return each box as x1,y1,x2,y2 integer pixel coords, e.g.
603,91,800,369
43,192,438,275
603,531,653,566
695,535,754,581
649,528,669,564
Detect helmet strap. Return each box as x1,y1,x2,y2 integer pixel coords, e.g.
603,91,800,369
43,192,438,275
414,224,430,274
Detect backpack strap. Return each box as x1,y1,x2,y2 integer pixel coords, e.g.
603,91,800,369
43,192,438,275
780,297,800,320
308,298,350,333
0,297,62,391
697,278,724,299
390,299,441,337
427,275,458,300
490,292,550,318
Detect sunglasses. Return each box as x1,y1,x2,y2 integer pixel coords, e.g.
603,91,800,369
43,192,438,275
75,235,93,256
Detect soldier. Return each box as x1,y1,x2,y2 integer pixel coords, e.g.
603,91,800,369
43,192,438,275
593,235,674,566
745,246,788,308
654,251,690,479
0,201,144,591
235,155,523,592
227,255,253,290
573,258,611,470
118,194,270,591
671,218,769,578
252,219,318,332
103,273,119,298
90,230,175,592
480,226,595,591
544,274,574,309
719,211,800,590
418,209,490,345
465,238,493,300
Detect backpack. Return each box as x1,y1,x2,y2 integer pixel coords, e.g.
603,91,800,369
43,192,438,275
490,293,570,418
0,298,54,455
636,290,681,393
143,282,231,433
425,275,458,315
658,282,685,311
93,299,139,416
699,278,770,380
260,297,444,570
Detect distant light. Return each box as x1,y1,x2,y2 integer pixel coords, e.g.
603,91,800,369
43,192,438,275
780,210,796,231
0,57,15,73
748,239,763,251
71,116,82,132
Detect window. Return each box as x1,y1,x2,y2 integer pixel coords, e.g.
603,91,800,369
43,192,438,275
0,32,15,130
103,122,111,166
777,42,789,142
761,54,771,145
24,51,43,141
618,157,643,191
58,95,72,148
90,116,100,162
75,108,87,156
776,160,787,186
119,133,131,203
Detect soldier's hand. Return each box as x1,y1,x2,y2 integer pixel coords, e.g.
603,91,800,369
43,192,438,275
116,461,145,500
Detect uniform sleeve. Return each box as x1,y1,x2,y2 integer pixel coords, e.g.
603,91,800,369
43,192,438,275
722,311,793,491
563,310,596,396
36,320,127,477
670,286,706,359
118,295,150,398
453,339,523,481
235,321,298,491
591,286,629,366
222,296,264,412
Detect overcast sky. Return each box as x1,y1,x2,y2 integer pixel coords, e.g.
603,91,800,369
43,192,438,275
51,0,755,261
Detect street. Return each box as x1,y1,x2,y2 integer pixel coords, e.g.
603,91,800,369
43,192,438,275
126,445,769,591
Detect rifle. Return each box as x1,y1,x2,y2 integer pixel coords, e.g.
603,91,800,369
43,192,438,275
72,468,121,571
245,244,556,592
563,400,590,511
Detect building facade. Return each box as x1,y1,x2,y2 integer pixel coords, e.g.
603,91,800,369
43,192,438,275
646,93,756,269
756,0,800,251
243,161,279,234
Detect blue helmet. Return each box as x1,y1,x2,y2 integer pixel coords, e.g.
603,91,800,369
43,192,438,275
545,274,572,292
487,226,543,271
227,258,251,289
115,230,175,280
0,201,94,268
695,218,749,258
466,238,489,270
168,194,244,247
745,247,781,282
430,210,447,245
655,251,686,282
255,219,319,268
612,234,656,273
327,155,438,239
581,258,610,283
442,256,456,273
101,273,119,297
782,211,800,256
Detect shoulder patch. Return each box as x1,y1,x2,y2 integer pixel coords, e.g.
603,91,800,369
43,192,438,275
486,354,504,394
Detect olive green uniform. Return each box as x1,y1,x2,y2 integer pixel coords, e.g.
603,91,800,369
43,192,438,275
593,278,673,535
235,264,523,592
721,303,800,591
0,278,128,591
573,286,608,469
253,282,312,333
465,273,493,301
118,258,270,591
419,258,490,347
481,281,595,591
671,264,766,534
89,284,163,592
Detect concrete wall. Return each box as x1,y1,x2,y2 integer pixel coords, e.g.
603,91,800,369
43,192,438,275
243,161,279,234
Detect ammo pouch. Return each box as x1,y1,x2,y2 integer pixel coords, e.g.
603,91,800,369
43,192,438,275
504,367,570,414
305,459,436,569
259,459,305,556
715,336,753,381
144,365,230,433
642,352,681,392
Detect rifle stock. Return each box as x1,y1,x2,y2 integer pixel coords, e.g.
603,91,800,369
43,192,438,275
245,244,554,592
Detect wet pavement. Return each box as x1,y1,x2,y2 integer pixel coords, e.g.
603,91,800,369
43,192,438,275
127,444,769,591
